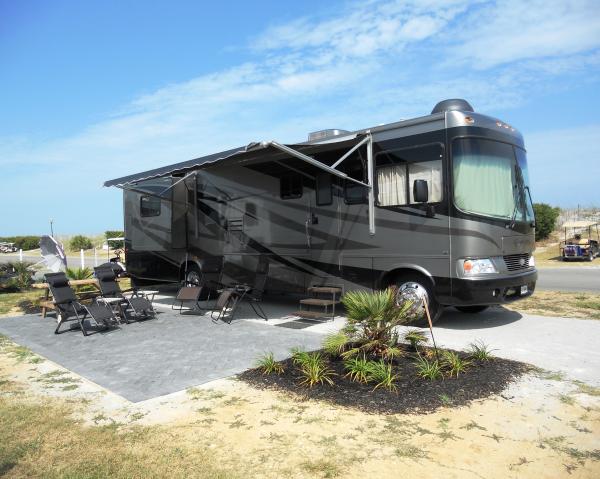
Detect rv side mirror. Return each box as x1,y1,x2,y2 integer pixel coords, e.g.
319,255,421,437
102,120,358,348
413,179,429,203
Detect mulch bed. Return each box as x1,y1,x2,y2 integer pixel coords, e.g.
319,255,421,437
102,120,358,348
239,348,531,415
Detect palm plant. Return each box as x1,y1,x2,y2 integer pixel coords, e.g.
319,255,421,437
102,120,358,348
255,352,284,375
337,288,412,359
7,262,34,291
366,360,399,391
322,332,349,357
295,352,336,387
404,329,429,350
65,267,95,292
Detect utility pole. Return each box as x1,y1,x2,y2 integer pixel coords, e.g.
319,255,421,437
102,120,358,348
50,219,54,237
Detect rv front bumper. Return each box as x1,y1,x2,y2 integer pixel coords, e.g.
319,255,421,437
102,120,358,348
450,269,537,306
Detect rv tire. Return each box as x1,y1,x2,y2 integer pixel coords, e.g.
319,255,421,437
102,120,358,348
184,264,202,286
393,274,442,325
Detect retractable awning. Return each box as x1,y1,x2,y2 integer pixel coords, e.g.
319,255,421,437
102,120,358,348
104,133,376,234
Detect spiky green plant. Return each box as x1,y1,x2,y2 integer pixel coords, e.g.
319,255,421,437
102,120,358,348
322,332,349,357
343,355,370,383
365,360,399,391
6,262,34,291
296,352,335,387
256,352,284,375
404,329,429,350
414,356,443,380
66,267,95,292
339,288,412,359
442,350,470,378
468,340,495,362
290,347,311,366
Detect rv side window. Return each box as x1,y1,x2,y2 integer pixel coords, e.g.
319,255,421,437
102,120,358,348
377,164,407,206
140,195,161,217
316,173,333,206
408,160,442,203
280,174,303,199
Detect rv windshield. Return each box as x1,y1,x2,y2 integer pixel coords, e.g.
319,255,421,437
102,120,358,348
453,138,534,223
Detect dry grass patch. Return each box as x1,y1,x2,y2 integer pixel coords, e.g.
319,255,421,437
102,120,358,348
504,291,600,319
0,290,41,317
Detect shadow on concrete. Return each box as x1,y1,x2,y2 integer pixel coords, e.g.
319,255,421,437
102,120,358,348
434,306,523,330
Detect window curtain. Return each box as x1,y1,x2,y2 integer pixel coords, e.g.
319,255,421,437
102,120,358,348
454,154,514,218
377,165,407,206
408,160,442,203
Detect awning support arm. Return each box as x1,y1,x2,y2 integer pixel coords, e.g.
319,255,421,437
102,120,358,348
331,136,370,169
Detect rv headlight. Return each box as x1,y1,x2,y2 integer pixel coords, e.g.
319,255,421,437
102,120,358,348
529,255,535,268
462,258,497,276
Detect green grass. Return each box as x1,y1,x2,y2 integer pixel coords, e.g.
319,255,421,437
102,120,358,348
0,395,239,478
0,290,40,316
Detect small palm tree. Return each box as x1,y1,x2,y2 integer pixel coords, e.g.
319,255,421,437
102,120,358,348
321,288,412,359
65,267,94,292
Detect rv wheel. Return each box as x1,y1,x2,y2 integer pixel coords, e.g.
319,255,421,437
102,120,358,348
394,275,441,325
185,265,201,286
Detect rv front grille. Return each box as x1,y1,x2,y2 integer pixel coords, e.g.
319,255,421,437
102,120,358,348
503,253,531,272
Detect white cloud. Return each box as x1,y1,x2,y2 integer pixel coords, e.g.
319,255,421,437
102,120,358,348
450,0,600,68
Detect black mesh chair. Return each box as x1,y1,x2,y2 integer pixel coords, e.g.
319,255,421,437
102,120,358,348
172,257,224,313
211,258,269,323
93,266,155,321
45,272,118,336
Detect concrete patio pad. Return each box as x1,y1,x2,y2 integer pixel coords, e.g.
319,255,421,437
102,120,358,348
0,307,323,402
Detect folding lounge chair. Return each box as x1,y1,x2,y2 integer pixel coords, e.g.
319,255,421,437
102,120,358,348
211,258,269,323
93,266,155,321
45,272,118,336
172,257,224,313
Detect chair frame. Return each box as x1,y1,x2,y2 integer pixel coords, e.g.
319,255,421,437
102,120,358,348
172,257,225,313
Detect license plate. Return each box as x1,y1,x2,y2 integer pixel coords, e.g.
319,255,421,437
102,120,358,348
520,285,528,295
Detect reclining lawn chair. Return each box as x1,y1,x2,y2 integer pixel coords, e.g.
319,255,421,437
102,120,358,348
45,272,118,336
172,257,224,313
93,266,155,321
211,258,269,324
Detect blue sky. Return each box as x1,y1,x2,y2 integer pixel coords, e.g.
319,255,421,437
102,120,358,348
1,0,599,235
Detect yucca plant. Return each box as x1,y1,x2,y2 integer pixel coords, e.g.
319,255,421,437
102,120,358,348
296,352,335,387
343,355,370,383
404,329,429,350
339,288,412,359
442,350,469,378
256,352,284,375
366,360,399,392
6,261,34,291
322,332,349,357
414,356,443,380
468,340,495,362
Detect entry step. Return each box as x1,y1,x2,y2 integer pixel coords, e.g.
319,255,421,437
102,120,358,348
292,310,330,320
299,298,340,306
307,287,342,294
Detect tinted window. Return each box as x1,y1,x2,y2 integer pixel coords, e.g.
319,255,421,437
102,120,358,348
316,173,333,206
280,174,303,199
140,195,161,217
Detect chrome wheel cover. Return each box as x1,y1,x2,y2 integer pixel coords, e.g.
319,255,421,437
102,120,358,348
186,270,201,286
396,281,428,318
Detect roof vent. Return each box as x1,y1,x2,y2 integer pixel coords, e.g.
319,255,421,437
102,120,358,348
308,129,351,142
431,99,474,114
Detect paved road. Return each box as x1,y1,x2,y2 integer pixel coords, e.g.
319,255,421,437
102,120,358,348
0,254,109,269
536,266,600,292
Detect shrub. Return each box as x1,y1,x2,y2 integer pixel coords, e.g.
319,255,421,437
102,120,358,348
339,288,412,359
65,267,95,292
295,352,335,387
3,262,34,291
468,340,494,361
105,230,124,249
365,360,399,391
441,350,470,378
255,352,284,375
533,203,560,241
69,235,93,251
322,332,349,357
414,356,443,380
343,355,370,383
404,329,429,350
0,236,40,251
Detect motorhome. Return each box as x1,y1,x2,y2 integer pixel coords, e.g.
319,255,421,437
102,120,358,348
104,99,537,320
